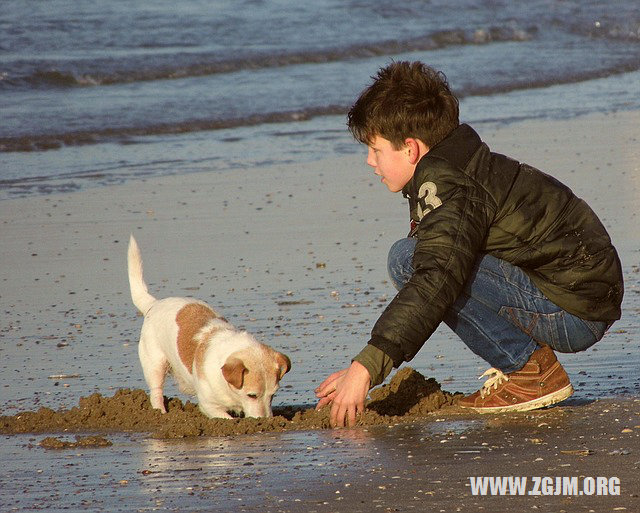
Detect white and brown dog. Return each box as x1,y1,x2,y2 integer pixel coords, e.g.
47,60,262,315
127,235,290,419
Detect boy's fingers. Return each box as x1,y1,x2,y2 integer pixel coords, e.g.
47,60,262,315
330,402,346,428
315,393,334,410
347,406,357,428
314,380,336,397
346,401,365,427
315,369,347,393
330,402,363,428
314,380,332,395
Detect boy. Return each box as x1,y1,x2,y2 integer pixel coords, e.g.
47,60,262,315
315,61,623,428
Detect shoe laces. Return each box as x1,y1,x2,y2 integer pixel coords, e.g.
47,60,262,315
478,368,509,398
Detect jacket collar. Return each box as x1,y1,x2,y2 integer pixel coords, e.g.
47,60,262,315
402,123,482,198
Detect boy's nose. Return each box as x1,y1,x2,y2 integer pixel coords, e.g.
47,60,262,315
366,150,376,168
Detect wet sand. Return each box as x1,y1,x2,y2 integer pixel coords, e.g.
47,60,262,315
2,399,638,511
1,110,639,511
0,368,459,438
293,398,640,513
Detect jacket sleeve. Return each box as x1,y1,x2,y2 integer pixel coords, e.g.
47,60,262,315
352,343,394,387
368,157,496,367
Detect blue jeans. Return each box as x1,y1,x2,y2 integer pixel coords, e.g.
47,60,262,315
388,238,608,373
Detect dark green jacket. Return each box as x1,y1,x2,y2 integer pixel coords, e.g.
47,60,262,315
368,124,623,368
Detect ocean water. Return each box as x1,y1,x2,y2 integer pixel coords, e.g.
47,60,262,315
1,0,639,199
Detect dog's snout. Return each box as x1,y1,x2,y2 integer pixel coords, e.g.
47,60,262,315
243,399,273,419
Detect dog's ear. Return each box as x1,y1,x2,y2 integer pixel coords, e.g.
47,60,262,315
275,352,291,380
222,357,247,390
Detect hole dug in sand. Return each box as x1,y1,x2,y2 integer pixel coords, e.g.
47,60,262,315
1,368,459,439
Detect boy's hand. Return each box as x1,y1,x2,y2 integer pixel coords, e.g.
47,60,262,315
314,361,371,428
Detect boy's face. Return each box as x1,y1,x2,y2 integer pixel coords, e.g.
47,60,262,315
366,136,416,193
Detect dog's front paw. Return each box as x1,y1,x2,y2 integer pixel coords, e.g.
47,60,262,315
149,388,167,413
199,405,233,419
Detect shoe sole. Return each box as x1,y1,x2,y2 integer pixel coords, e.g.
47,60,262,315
460,384,574,414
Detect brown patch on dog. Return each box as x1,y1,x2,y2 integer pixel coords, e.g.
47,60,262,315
176,303,217,372
222,357,247,389
275,351,291,380
193,325,226,378
193,338,210,379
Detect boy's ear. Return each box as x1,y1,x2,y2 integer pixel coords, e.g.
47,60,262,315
404,138,429,165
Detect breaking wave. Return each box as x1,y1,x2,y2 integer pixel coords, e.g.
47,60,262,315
1,25,537,90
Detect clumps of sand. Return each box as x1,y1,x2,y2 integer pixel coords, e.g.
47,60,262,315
1,368,459,440
39,435,113,450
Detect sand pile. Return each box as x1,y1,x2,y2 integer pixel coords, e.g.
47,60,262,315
1,368,459,439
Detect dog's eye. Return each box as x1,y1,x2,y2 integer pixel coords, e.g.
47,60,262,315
247,393,258,399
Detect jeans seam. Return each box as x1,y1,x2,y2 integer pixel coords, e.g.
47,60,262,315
562,314,573,352
500,306,543,342
582,319,606,339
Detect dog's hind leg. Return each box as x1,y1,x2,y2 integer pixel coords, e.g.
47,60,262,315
146,365,169,413
138,337,169,413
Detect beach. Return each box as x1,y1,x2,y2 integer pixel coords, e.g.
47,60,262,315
1,109,639,511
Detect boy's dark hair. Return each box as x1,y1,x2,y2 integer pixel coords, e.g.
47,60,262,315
347,61,459,150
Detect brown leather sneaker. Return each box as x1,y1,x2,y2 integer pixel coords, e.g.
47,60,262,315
458,345,574,413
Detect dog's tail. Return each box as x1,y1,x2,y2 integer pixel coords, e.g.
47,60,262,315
127,235,156,315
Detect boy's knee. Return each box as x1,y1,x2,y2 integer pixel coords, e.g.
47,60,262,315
387,238,417,290
388,238,416,266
